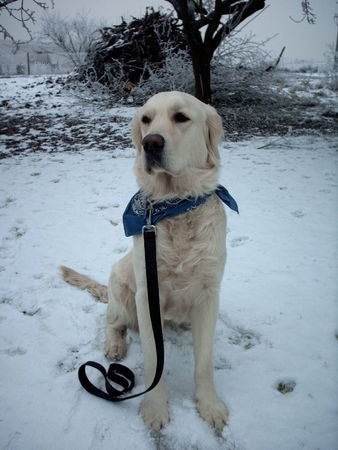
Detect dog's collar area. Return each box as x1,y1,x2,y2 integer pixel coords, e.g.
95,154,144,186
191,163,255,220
123,185,239,237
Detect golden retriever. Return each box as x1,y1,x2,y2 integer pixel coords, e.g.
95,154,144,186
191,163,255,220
61,91,229,431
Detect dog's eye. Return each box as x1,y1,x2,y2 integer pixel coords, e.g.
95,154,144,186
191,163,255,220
174,112,190,123
141,115,151,124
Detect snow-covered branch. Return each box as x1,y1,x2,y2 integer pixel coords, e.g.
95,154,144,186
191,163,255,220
0,0,54,49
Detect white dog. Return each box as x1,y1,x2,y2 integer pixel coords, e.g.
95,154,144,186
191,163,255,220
61,91,238,431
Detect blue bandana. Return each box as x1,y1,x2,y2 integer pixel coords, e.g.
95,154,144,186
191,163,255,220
123,185,238,237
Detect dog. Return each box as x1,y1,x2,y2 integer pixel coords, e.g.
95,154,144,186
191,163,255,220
61,91,233,431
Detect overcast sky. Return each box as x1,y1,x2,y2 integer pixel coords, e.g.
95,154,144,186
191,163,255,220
2,0,337,62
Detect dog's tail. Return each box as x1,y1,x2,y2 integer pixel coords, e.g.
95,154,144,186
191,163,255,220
60,265,108,303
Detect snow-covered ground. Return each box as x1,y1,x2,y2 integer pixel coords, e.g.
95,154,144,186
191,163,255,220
0,77,337,450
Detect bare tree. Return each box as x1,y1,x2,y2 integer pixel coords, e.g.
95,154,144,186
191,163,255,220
164,1,316,103
164,0,266,103
40,12,99,66
0,0,54,48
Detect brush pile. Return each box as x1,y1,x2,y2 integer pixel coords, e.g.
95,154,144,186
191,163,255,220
77,8,188,89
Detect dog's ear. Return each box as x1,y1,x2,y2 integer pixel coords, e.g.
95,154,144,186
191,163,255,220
205,105,223,168
132,114,142,152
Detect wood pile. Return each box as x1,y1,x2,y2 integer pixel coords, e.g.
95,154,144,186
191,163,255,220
78,8,188,88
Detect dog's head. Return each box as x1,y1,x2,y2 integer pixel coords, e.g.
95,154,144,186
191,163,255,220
132,91,223,199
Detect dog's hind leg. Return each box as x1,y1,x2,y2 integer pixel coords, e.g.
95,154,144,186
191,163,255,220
105,252,137,360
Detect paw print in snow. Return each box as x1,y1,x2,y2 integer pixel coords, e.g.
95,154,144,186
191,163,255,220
291,210,305,218
230,236,249,247
275,379,296,394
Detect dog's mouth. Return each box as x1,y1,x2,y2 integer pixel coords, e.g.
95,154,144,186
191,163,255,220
144,155,181,177
144,153,164,174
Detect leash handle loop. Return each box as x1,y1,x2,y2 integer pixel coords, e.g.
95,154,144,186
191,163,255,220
78,361,134,401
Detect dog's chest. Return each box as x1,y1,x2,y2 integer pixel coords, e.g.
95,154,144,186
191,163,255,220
156,196,226,293
132,196,227,322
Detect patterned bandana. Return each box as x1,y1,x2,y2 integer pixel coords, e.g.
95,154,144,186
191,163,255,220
122,185,239,237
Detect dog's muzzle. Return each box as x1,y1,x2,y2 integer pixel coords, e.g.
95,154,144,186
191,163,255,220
142,134,165,172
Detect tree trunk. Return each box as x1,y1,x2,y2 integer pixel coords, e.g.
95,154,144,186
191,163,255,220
191,51,203,101
190,45,212,104
178,2,212,104
165,0,268,104
200,57,211,104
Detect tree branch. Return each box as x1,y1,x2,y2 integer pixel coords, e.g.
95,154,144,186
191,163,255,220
204,0,223,50
290,0,316,24
0,0,18,7
211,0,265,52
196,1,249,28
164,0,183,15
0,0,54,49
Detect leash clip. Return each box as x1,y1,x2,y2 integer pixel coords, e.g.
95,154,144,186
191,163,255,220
143,199,156,235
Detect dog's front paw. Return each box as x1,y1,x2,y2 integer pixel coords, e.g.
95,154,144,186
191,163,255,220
140,397,170,431
196,394,229,430
104,337,127,360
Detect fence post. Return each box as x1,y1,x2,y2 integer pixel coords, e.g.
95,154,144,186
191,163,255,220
27,52,30,76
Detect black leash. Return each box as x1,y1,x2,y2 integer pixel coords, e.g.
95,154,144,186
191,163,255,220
78,221,164,402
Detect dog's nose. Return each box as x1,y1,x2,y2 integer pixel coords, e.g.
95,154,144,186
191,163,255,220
142,134,165,154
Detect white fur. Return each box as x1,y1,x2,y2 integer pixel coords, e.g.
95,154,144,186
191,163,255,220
61,91,229,431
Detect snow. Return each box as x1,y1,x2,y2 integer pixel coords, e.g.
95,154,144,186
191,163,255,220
0,77,337,450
